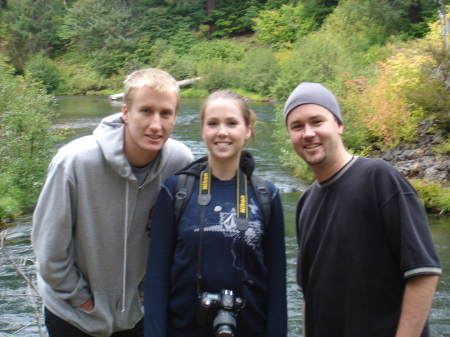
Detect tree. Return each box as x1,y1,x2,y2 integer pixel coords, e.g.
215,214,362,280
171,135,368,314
0,72,65,221
3,0,66,70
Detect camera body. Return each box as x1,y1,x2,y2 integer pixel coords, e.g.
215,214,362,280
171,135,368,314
196,289,243,337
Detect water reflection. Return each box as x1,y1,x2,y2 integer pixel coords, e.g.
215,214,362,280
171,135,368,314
1,96,449,336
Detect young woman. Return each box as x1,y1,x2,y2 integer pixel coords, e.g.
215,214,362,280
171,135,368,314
144,91,287,337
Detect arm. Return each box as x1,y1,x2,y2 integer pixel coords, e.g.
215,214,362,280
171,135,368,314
144,185,177,337
32,161,91,307
395,274,439,337
263,190,287,336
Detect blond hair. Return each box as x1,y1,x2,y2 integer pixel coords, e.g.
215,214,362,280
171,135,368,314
123,68,180,110
200,91,257,141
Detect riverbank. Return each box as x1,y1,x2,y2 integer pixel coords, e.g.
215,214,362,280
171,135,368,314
380,143,450,214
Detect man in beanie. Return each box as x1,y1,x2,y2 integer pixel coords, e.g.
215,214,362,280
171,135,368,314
284,82,441,337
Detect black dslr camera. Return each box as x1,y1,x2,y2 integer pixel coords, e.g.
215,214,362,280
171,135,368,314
196,289,243,337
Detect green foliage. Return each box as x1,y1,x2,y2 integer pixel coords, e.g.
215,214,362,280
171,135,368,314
0,53,15,75
57,61,110,95
158,51,196,81
434,136,450,155
189,39,247,62
59,0,138,75
0,194,21,222
272,105,315,182
168,27,198,54
409,179,450,213
196,59,240,91
253,5,318,48
271,30,358,102
0,72,65,222
3,0,66,70
24,54,62,93
210,1,262,37
240,48,280,95
180,88,209,98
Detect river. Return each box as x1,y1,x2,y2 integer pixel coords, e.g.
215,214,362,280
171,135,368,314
0,96,449,336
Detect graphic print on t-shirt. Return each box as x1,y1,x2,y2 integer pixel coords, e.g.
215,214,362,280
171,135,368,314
195,197,263,249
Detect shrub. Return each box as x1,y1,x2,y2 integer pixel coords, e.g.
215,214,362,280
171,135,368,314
24,54,62,93
189,39,247,62
409,179,450,214
253,5,318,48
180,88,209,98
158,52,196,81
196,60,240,91
434,136,450,155
0,72,65,222
240,48,280,96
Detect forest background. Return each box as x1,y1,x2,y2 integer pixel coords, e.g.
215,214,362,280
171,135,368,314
1,0,450,223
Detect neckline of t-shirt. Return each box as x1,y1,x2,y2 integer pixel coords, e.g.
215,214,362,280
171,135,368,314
317,156,358,189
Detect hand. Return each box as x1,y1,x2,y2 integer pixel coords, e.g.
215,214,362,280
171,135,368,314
76,298,94,312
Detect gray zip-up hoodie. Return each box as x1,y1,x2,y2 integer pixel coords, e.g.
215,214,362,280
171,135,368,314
32,113,193,336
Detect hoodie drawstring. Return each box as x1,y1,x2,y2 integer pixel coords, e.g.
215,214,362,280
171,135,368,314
122,182,129,314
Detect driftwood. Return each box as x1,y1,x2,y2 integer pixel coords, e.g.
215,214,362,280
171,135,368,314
109,77,202,101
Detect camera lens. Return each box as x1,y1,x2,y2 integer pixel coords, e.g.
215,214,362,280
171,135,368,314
213,309,236,337
216,325,234,337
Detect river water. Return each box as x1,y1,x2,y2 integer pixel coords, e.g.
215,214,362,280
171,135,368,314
1,96,449,336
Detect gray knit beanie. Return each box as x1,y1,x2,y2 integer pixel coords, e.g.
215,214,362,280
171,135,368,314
283,82,343,125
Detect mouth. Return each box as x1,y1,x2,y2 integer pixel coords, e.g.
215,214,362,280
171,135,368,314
304,143,320,150
147,135,162,140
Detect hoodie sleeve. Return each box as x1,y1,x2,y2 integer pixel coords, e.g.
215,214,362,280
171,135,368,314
263,187,288,337
32,159,91,307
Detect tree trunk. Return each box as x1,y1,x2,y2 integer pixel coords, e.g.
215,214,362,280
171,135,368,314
1,0,7,10
408,0,421,24
205,0,215,34
206,0,215,16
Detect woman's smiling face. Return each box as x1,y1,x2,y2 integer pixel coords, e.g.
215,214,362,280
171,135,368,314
202,98,252,165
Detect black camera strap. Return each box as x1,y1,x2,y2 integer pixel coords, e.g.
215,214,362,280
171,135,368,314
196,164,249,306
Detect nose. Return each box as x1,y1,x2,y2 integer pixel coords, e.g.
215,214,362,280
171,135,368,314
303,124,315,139
217,123,228,136
148,114,162,132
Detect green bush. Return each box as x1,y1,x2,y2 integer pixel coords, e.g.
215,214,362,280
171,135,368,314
240,48,279,95
409,179,450,214
24,54,62,93
196,60,240,91
253,5,318,48
58,62,109,95
189,39,247,62
180,88,209,98
0,195,21,223
434,136,450,155
0,72,65,222
157,52,196,81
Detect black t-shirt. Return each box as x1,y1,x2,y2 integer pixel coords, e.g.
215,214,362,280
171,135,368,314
296,156,441,337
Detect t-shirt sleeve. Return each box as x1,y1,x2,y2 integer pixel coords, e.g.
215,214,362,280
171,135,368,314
379,169,442,279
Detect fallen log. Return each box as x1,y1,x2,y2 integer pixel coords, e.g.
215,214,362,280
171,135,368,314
109,77,202,100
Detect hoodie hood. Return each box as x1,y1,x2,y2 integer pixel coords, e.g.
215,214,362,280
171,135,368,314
93,112,133,179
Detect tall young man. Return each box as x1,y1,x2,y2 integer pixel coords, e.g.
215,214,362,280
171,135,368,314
32,68,193,337
284,82,441,337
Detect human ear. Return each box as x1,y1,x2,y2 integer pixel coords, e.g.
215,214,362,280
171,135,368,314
122,104,129,123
